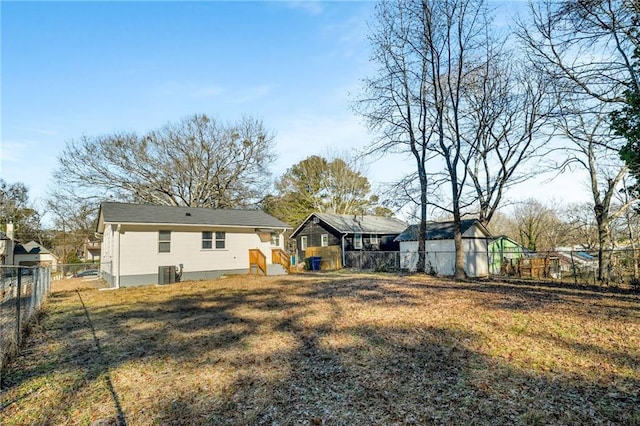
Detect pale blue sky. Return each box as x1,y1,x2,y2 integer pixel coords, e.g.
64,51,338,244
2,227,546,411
1,0,590,214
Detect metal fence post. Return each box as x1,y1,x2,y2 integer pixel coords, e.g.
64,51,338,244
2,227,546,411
15,268,22,348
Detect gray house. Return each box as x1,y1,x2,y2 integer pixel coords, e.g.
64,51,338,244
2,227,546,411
290,212,407,269
97,202,291,287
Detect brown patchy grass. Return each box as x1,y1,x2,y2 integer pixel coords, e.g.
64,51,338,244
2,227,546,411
1,273,639,425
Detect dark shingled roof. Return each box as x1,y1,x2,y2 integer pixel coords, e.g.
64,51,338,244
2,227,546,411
394,219,488,242
98,202,291,230
291,212,407,237
14,241,52,255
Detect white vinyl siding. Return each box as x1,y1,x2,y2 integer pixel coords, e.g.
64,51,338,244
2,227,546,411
117,229,275,276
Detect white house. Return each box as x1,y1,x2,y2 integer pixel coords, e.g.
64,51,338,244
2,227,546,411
96,202,292,287
0,226,15,266
13,240,59,268
395,219,491,277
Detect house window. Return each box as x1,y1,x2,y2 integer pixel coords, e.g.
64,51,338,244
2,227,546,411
321,234,329,247
202,231,213,249
354,233,363,249
159,230,171,253
270,232,279,246
215,232,226,249
300,236,307,250
370,234,379,245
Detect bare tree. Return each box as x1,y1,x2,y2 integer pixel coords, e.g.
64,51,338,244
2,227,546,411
53,114,276,209
519,0,639,283
510,199,567,252
46,188,98,264
356,0,496,278
462,55,555,225
555,101,637,281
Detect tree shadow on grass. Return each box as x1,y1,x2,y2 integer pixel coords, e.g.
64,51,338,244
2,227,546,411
2,274,639,425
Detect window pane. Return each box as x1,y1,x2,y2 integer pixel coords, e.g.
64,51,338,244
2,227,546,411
214,231,225,249
202,231,212,240
202,240,212,249
301,236,307,250
354,233,362,249
159,230,171,241
321,234,328,247
159,242,171,253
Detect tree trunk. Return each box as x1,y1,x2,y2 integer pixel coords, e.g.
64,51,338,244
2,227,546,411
417,169,428,273
594,204,612,284
453,213,466,280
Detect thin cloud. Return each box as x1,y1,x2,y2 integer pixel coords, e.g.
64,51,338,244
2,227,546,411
191,86,224,98
229,85,273,104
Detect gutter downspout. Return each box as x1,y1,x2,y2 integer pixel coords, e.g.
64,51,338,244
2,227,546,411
116,224,122,289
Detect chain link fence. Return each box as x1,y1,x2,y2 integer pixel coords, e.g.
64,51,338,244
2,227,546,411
342,248,640,289
1,265,52,385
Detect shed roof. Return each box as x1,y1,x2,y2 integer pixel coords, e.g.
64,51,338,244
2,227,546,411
291,212,407,237
14,241,53,255
97,202,290,232
394,219,490,242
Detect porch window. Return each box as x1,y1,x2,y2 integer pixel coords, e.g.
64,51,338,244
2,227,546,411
215,232,226,249
270,232,279,246
370,234,379,245
321,234,329,247
202,231,213,249
159,230,171,253
354,233,363,249
300,236,308,250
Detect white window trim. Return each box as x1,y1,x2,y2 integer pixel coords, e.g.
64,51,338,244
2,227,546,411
270,232,280,246
321,233,329,247
159,230,171,253
370,234,379,245
300,236,308,250
354,233,363,249
202,231,213,250
215,231,226,249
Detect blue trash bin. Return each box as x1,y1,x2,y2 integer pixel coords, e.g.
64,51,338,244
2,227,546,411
309,256,322,271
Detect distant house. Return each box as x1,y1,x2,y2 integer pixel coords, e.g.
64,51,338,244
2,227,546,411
97,202,291,288
395,219,491,277
290,212,407,269
554,249,597,273
83,239,101,262
488,235,529,275
13,240,59,268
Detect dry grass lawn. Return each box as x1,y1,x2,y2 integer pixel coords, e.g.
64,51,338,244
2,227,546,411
1,272,639,425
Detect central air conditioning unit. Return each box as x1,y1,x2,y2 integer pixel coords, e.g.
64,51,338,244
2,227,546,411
158,265,176,285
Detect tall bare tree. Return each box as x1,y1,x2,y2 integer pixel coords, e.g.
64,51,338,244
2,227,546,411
520,0,639,282
461,55,555,225
357,0,549,278
53,114,276,209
